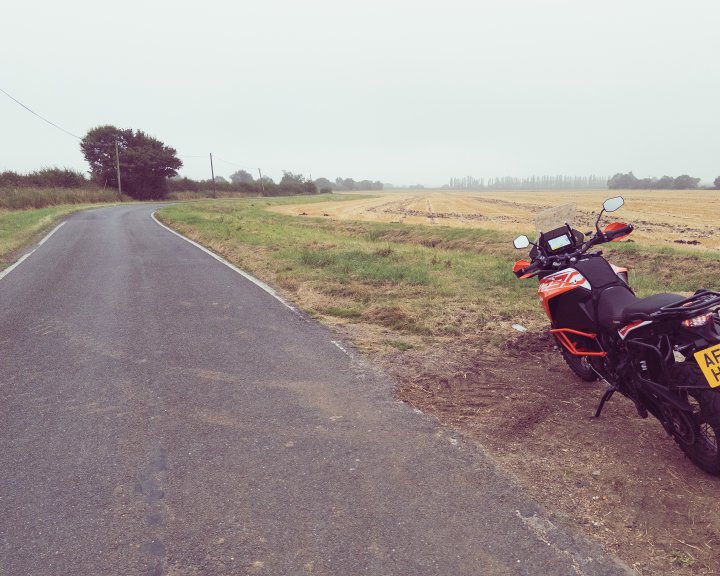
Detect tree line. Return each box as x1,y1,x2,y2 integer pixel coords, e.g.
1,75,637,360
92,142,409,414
170,170,319,197
447,173,720,190
608,172,703,190
311,177,384,192
75,125,384,199
446,175,609,190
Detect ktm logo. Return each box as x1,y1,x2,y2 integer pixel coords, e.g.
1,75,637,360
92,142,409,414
539,270,588,293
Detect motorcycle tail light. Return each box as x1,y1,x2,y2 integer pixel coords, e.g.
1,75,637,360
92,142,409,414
682,313,713,328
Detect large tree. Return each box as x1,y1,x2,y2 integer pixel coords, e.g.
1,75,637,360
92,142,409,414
80,125,182,199
671,174,700,189
280,171,317,195
229,169,254,184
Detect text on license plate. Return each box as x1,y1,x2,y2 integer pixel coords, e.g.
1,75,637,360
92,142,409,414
694,343,720,388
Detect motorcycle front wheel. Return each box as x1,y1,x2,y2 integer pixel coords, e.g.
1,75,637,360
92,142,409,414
554,336,597,382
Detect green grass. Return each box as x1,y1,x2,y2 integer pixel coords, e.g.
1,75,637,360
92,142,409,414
293,247,431,285
4,191,715,352
0,205,106,268
157,196,548,340
157,195,720,347
603,242,720,296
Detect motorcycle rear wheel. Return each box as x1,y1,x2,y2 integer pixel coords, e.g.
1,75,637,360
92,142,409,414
669,362,720,476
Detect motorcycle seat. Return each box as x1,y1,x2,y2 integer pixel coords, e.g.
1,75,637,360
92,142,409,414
597,286,685,330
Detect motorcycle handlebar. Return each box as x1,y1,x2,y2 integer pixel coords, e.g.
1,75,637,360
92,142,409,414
515,260,543,278
605,224,634,241
515,223,634,277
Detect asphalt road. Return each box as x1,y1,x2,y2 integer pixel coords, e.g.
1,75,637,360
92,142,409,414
0,205,629,575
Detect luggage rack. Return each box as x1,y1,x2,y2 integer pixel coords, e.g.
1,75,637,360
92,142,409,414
649,289,720,320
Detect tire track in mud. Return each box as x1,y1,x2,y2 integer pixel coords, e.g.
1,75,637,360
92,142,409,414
366,198,416,223
366,196,491,225
425,196,438,225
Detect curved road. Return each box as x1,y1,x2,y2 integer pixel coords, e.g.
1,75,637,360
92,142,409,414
0,205,628,575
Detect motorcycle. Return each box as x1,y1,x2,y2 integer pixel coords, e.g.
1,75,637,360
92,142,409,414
512,197,720,475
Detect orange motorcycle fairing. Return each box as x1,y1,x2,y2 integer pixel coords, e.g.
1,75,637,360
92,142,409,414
537,268,591,317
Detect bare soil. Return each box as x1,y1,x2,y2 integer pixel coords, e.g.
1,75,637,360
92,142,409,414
338,327,720,575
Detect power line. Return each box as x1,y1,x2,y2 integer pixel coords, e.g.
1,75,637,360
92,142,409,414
1,85,259,177
214,156,245,167
0,86,82,140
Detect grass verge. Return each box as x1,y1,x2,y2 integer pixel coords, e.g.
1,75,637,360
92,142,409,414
157,195,538,345
157,196,720,348
0,205,109,269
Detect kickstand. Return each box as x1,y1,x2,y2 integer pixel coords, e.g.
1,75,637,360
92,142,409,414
594,386,617,418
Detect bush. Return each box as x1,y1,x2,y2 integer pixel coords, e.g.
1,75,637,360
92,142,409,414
166,172,319,198
0,187,121,210
0,168,88,189
609,171,701,190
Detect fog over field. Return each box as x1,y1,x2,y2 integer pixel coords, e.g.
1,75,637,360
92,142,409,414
2,0,719,185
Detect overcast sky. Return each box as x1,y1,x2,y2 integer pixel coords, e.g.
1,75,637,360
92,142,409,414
2,0,719,186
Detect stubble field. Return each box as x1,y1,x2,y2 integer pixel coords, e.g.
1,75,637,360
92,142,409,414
270,189,720,250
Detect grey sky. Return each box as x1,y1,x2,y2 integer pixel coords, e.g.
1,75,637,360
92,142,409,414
3,0,719,186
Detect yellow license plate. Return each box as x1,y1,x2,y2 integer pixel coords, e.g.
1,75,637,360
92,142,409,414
694,343,720,388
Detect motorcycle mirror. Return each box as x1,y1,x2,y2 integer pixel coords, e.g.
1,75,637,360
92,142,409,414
513,235,530,249
603,196,624,213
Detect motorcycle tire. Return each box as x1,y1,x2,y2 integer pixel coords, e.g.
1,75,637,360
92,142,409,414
669,362,720,476
555,340,597,382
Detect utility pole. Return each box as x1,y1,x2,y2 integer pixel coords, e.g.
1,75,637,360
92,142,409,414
258,168,266,196
115,139,122,198
210,153,216,198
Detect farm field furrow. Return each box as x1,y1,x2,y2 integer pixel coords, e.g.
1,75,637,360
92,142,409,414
270,189,720,250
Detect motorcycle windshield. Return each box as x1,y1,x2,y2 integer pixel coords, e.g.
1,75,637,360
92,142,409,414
534,202,576,238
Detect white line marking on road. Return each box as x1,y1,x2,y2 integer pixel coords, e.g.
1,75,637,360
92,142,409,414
38,222,66,246
331,340,353,358
0,221,65,281
150,211,298,314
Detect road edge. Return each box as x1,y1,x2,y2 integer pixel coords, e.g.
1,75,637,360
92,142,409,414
150,210,299,314
0,222,66,282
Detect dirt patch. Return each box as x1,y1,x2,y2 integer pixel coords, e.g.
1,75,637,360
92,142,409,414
379,333,720,575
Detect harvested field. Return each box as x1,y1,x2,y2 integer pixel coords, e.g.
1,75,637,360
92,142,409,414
271,189,720,251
